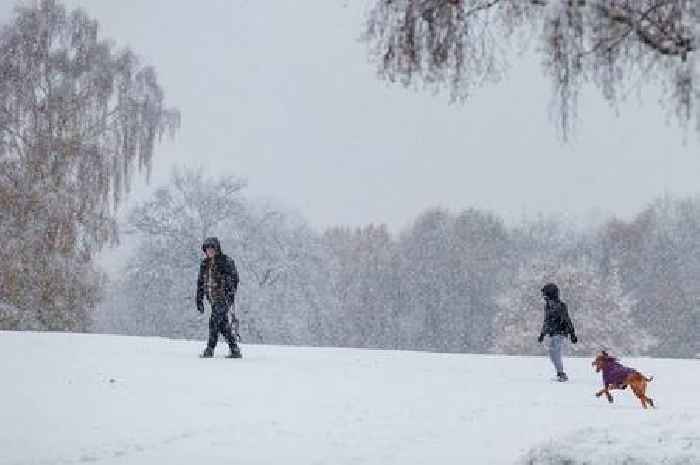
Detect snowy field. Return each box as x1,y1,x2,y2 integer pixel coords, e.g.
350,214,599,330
1,331,698,465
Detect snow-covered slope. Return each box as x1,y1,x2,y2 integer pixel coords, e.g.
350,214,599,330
1,331,698,464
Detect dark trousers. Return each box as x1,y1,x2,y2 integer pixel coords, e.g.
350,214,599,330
207,302,238,350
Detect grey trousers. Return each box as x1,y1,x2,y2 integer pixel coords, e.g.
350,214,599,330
548,335,566,374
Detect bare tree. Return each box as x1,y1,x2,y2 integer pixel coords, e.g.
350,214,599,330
364,0,698,138
0,0,178,330
104,167,338,346
493,256,656,356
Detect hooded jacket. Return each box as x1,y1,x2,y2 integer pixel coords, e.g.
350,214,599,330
540,283,576,336
196,237,239,310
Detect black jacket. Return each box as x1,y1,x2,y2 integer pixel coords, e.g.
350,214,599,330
541,299,575,336
196,252,239,310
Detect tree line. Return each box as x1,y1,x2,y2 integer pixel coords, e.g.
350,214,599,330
95,168,698,358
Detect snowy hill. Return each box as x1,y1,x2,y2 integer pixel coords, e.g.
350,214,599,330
1,331,698,465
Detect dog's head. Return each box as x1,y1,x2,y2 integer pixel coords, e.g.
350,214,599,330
592,350,611,373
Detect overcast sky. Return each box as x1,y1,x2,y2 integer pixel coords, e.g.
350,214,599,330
3,0,700,235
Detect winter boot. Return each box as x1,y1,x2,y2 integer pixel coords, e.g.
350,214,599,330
226,344,242,359
201,347,214,358
556,372,568,382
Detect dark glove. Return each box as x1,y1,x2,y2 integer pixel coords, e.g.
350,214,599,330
537,333,544,343
570,333,578,344
197,302,204,314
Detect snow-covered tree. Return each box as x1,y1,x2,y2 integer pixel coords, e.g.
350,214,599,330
493,255,656,356
323,224,401,348
396,208,463,352
97,184,697,358
100,167,247,337
0,301,21,329
600,196,700,357
99,168,337,345
395,207,512,353
0,0,178,330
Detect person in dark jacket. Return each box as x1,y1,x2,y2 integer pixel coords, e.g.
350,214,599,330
196,237,242,358
537,282,577,381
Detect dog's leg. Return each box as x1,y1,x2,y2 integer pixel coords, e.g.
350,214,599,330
595,386,614,403
605,390,614,404
638,379,655,409
595,384,615,404
629,374,656,409
630,382,648,409
639,394,648,409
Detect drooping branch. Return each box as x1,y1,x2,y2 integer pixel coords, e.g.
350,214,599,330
592,1,695,60
0,0,180,255
364,0,700,139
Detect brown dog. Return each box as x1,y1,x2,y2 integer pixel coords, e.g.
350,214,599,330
592,351,655,409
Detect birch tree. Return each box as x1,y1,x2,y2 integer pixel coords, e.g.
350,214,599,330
0,0,179,330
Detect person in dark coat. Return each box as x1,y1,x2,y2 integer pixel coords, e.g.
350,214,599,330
196,237,242,358
537,282,577,381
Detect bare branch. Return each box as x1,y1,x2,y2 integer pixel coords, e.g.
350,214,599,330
363,0,700,139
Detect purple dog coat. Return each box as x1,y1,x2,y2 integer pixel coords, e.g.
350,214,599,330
601,357,636,386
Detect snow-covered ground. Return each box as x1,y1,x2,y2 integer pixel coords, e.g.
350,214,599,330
1,331,698,465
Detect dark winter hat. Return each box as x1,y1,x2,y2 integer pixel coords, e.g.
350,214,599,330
541,282,559,300
202,237,222,254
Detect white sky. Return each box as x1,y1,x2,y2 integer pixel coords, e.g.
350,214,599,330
3,0,700,234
